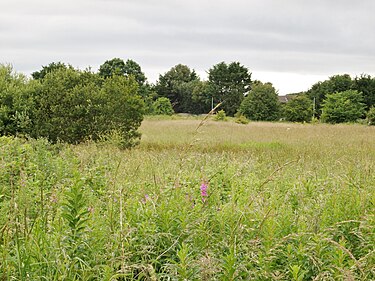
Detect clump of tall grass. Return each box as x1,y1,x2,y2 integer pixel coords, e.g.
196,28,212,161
0,116,374,279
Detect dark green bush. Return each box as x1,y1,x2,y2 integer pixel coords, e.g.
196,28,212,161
32,68,144,147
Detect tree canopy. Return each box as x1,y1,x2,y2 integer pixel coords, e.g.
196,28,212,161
98,58,146,86
239,81,280,121
282,94,313,122
155,64,199,113
353,74,375,110
306,74,353,117
321,90,365,123
31,62,72,80
207,62,252,116
1,64,145,148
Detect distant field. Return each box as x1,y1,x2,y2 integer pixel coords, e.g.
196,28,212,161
1,117,374,280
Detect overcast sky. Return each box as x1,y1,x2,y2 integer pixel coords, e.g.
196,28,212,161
1,0,375,94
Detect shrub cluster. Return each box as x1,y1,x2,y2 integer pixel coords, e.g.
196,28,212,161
0,64,144,148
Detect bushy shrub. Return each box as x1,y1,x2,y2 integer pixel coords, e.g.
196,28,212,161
32,68,144,147
235,114,249,124
321,90,366,123
367,106,375,125
0,64,35,136
282,94,313,122
152,97,174,115
239,82,280,121
214,110,227,121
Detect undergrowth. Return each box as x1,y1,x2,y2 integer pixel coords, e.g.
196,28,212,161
0,119,374,280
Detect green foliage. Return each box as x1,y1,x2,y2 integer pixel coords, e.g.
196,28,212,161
123,59,147,86
152,97,174,115
98,58,146,86
214,109,227,121
366,106,375,125
32,67,144,147
31,61,71,80
353,74,375,110
239,81,280,121
98,57,126,78
190,80,212,114
1,118,375,279
306,74,353,117
321,90,366,123
283,94,313,122
0,64,36,136
155,64,199,113
61,178,90,277
207,61,252,116
235,114,249,124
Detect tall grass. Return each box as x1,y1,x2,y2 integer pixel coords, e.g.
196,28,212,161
0,119,374,280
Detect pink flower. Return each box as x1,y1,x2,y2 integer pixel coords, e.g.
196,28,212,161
142,194,150,204
200,182,208,202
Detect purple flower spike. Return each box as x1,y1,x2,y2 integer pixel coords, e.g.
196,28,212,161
200,182,208,202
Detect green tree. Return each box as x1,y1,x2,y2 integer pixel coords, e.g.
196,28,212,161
283,94,313,122
0,64,35,136
321,90,366,123
207,62,251,116
31,62,71,80
98,58,126,78
97,75,145,148
32,68,98,142
152,97,174,115
155,64,199,113
124,59,147,86
32,67,144,147
353,74,375,110
239,81,280,121
306,74,353,117
98,58,146,86
190,80,212,114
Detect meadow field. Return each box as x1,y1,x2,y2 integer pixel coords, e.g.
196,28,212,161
0,117,374,280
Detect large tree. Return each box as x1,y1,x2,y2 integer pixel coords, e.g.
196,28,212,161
321,90,365,123
98,58,146,86
207,62,251,116
0,64,36,136
155,64,199,113
306,74,353,117
32,67,144,147
239,81,280,121
282,94,313,122
31,62,71,80
353,74,375,110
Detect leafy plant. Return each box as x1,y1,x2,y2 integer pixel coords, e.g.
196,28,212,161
152,97,174,115
215,110,227,121
366,106,375,125
321,90,366,123
61,178,91,278
234,114,249,124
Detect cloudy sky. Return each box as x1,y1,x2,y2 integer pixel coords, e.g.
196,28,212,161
1,0,375,94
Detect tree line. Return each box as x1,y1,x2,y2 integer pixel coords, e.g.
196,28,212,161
1,58,375,145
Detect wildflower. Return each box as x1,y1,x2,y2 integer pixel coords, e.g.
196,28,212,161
200,182,208,202
50,193,58,203
142,194,150,204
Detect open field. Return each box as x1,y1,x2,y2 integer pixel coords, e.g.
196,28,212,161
1,118,374,280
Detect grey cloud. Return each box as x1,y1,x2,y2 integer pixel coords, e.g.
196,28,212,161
1,0,375,93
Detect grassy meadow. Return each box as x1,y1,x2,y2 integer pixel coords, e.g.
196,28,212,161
1,116,374,280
